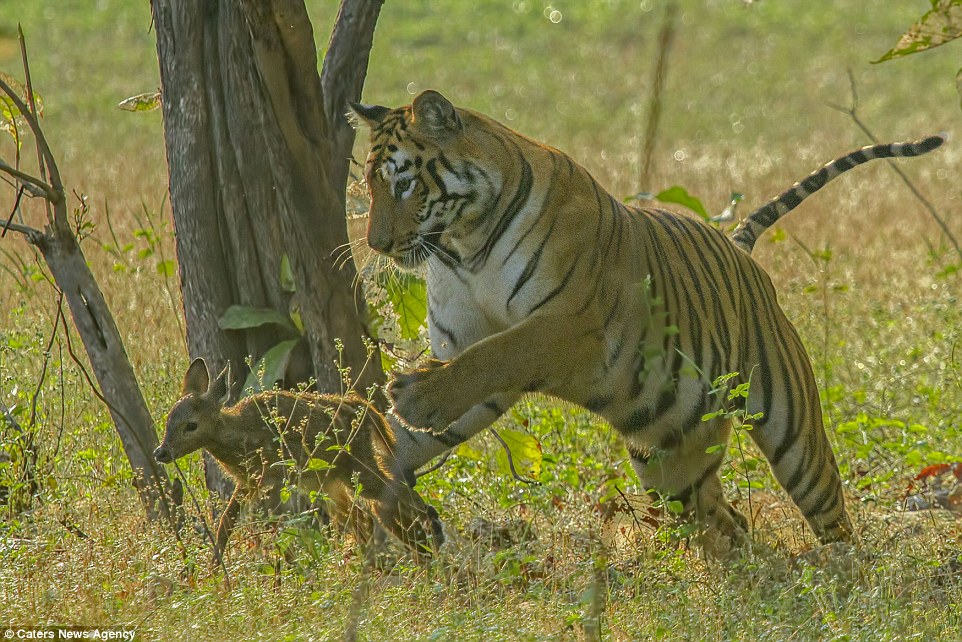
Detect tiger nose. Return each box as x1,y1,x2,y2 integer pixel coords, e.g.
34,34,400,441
367,236,393,254
367,228,394,254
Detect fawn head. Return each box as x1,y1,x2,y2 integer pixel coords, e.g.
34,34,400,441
154,358,230,464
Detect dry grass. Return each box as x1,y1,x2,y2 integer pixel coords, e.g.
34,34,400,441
1,0,961,639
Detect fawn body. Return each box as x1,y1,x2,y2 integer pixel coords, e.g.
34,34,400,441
155,358,442,560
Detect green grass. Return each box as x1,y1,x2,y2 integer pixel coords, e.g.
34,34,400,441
2,0,962,639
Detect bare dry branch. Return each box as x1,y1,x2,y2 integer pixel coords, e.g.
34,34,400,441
640,0,678,188
828,69,961,263
0,35,178,525
19,24,53,224
1,218,43,244
2,185,26,238
0,158,55,200
30,290,64,428
0,76,63,202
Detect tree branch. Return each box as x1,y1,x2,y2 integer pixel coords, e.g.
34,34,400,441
1,33,178,526
0,77,64,204
1,218,44,244
828,69,961,263
0,158,56,200
19,23,54,224
320,0,384,196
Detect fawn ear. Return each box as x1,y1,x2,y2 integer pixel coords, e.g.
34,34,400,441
208,364,231,406
183,358,210,395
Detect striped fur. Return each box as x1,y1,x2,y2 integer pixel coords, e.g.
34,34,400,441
731,134,945,252
351,90,944,555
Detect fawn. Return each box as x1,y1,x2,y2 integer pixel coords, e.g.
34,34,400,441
154,358,442,561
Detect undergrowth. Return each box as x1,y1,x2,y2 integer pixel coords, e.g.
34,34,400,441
1,0,961,639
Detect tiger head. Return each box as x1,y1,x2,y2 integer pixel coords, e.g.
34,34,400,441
350,90,501,269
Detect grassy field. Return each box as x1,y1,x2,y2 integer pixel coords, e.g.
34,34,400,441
1,0,961,639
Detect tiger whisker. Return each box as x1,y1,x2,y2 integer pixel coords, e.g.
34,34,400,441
333,237,370,271
421,238,459,267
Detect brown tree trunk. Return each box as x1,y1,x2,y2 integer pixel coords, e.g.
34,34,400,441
150,0,384,498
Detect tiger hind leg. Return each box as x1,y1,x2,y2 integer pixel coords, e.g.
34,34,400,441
748,412,853,545
628,420,750,559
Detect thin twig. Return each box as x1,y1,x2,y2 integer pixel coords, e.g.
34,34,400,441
2,185,25,238
0,246,32,291
639,0,678,188
0,398,24,434
171,462,232,589
614,484,655,533
29,289,64,428
56,515,89,540
18,24,53,224
827,69,961,263
55,289,177,523
414,450,452,480
52,337,66,460
139,195,185,339
487,427,540,485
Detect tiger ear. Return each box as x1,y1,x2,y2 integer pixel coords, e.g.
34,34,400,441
349,102,390,129
412,90,462,141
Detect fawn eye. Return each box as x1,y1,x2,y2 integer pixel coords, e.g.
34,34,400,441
184,421,198,433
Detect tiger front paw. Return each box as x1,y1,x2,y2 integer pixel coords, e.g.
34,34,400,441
388,359,463,433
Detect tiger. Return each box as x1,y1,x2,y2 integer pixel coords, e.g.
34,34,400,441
350,89,945,555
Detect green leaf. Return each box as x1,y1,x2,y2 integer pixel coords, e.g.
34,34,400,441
384,274,428,341
288,305,304,334
936,262,960,278
493,428,542,480
116,91,162,112
654,185,709,220
155,259,176,277
379,350,397,373
218,305,295,332
875,0,962,63
664,500,684,515
279,254,296,294
243,339,300,393
711,371,740,388
305,458,332,472
455,441,486,462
